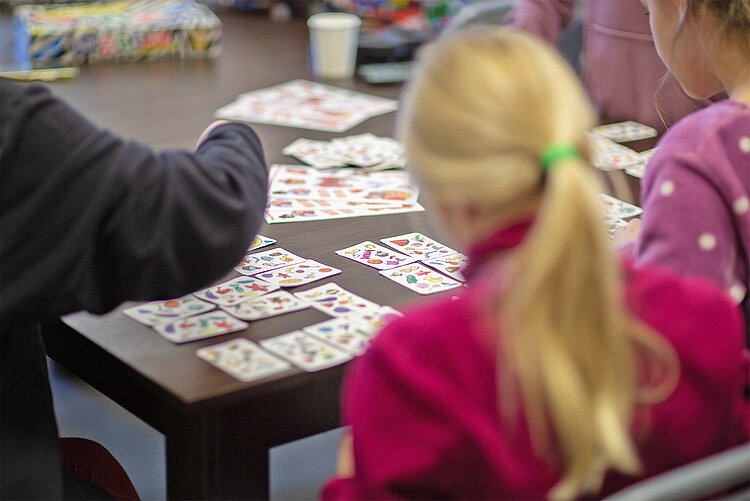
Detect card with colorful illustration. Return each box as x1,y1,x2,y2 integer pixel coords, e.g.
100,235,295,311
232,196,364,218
234,248,307,275
193,276,279,306
253,259,341,287
349,305,404,332
221,290,310,320
196,338,291,382
248,235,277,251
303,317,374,355
293,282,382,317
282,138,343,168
123,295,216,327
589,133,643,170
592,121,658,143
380,232,458,260
154,311,249,344
379,263,463,295
265,203,424,224
599,194,643,219
605,218,629,239
335,241,416,270
420,253,468,282
260,330,352,371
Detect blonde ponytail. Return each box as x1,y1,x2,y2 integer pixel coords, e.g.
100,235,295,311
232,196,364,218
400,27,680,500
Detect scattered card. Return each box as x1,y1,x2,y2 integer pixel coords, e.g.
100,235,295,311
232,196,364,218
335,241,416,270
154,311,249,344
234,247,307,275
589,133,643,170
193,276,279,307
196,338,291,382
123,295,215,326
379,263,463,295
599,194,643,219
260,330,352,371
348,305,403,332
592,121,658,142
420,253,468,282
606,218,629,239
381,232,458,260
253,259,341,287
293,282,382,317
221,290,310,320
303,317,373,355
248,235,277,251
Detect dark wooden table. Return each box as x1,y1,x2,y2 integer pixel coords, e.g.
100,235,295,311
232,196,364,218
18,9,446,500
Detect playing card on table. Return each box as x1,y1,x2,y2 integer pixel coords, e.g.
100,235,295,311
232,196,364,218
234,248,306,275
248,235,277,251
123,295,215,326
349,305,403,332
293,282,381,317
154,311,249,344
303,317,373,355
599,194,643,219
420,253,468,282
265,203,424,224
589,133,643,170
625,148,657,179
260,330,352,371
605,218,629,239
282,138,343,168
253,259,341,287
196,338,291,382
380,263,463,295
335,241,416,270
328,133,403,167
592,121,658,142
221,290,310,320
381,232,458,260
193,276,279,306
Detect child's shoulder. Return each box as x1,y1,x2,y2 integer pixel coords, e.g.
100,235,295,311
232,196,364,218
660,100,750,153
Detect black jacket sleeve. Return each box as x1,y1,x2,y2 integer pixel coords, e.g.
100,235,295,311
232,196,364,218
0,78,268,320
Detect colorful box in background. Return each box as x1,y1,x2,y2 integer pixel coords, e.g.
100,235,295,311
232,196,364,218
13,0,222,67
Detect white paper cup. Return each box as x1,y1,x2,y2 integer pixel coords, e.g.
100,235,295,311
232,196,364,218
307,12,361,80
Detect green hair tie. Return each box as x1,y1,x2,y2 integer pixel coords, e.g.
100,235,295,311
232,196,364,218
540,143,580,172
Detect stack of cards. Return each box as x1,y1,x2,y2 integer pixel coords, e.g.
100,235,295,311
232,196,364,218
215,80,398,133
264,164,424,223
283,133,404,170
592,121,658,143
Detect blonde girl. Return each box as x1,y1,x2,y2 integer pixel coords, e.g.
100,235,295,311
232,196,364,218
321,28,747,501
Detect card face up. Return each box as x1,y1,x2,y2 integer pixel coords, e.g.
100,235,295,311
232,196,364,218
123,295,215,326
335,241,416,270
303,317,373,355
379,263,463,295
598,194,643,219
260,330,352,371
221,290,310,320
234,248,307,276
293,282,381,317
154,311,249,344
380,232,457,261
193,276,279,306
196,338,291,382
253,259,341,287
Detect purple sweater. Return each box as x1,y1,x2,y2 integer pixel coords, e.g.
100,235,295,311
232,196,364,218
322,223,749,500
507,0,715,131
635,100,750,307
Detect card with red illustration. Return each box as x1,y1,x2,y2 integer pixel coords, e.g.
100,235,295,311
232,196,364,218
153,311,249,344
420,253,468,282
379,263,462,295
221,290,310,320
303,317,373,355
335,241,416,270
260,330,352,371
380,232,458,261
253,259,341,287
123,295,215,326
234,248,306,275
193,276,279,306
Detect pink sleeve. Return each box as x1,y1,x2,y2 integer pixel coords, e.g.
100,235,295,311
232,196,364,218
505,0,575,42
321,321,470,500
636,152,737,291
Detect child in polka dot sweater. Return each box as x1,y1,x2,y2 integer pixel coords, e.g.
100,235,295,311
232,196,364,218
616,0,750,326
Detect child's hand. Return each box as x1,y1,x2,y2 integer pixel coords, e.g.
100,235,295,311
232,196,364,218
613,218,642,247
336,432,355,478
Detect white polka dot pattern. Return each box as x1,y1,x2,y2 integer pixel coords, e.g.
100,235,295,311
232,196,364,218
660,180,675,196
740,136,750,153
734,197,749,215
728,285,746,304
698,233,717,251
